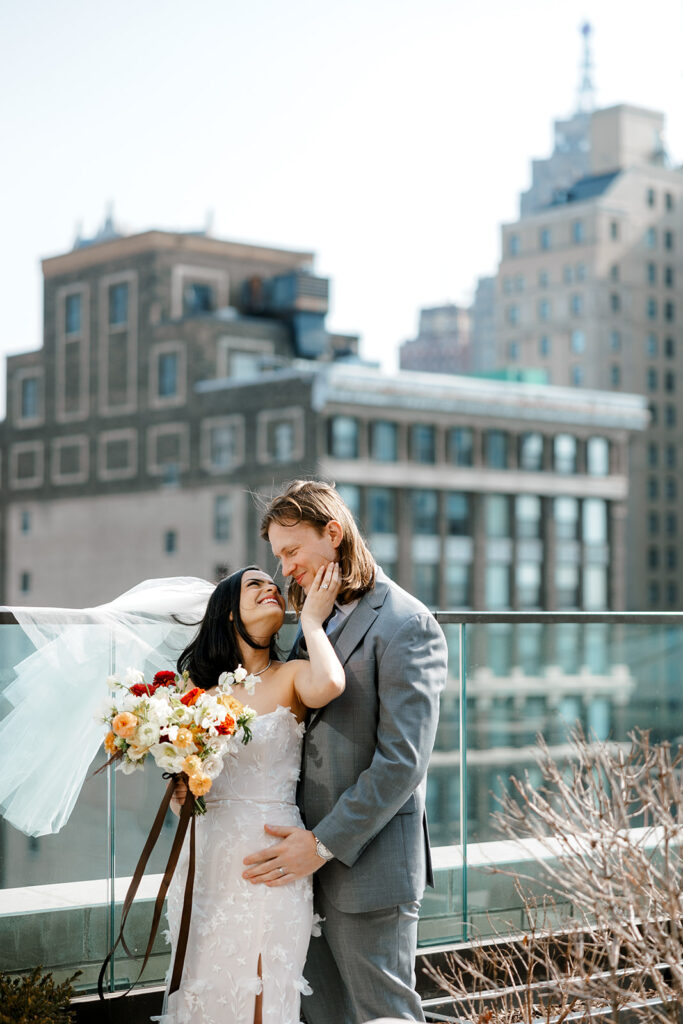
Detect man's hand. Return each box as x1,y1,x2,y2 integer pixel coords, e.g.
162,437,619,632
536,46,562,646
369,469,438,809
170,776,188,816
242,825,326,886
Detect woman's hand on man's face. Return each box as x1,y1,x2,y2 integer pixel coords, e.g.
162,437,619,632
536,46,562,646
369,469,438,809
300,562,341,627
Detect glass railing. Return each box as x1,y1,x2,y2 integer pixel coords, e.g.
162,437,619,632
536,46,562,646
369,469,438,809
2,610,683,993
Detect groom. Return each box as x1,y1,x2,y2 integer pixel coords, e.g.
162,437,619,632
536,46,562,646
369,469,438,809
243,479,448,1023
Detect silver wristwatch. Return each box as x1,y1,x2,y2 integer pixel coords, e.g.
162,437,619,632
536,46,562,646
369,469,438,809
313,834,334,861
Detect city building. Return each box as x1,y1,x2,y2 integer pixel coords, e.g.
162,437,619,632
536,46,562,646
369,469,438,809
399,304,473,375
1,215,647,612
496,101,683,609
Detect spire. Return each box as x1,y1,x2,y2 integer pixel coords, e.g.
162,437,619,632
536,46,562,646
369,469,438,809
576,21,596,113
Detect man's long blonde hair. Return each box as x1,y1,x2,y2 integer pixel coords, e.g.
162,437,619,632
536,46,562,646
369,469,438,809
260,480,376,613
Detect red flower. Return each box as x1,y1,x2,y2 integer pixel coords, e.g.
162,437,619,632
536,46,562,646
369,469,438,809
154,671,177,687
130,682,159,697
180,687,204,707
216,713,236,736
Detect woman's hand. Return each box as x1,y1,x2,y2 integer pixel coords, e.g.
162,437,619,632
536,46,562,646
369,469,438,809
300,562,341,628
170,775,189,816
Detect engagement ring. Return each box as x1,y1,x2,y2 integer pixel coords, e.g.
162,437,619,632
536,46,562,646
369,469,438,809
321,584,329,589
279,866,285,875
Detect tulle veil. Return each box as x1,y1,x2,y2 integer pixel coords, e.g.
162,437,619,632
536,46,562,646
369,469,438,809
0,577,215,837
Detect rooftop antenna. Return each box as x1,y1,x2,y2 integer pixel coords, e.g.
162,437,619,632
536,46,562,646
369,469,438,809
577,21,596,113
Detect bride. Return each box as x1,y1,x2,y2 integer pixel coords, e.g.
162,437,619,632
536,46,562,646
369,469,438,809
159,560,343,1024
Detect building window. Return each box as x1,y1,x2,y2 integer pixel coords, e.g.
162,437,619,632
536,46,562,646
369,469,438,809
649,512,659,535
158,352,179,398
65,293,82,334
205,421,240,468
665,371,675,393
587,437,609,476
667,583,678,606
583,566,607,611
556,564,579,610
515,494,541,539
609,330,621,352
649,582,660,605
665,337,675,358
485,430,508,469
665,192,675,211
647,297,658,320
570,294,584,317
667,513,677,536
648,368,658,391
648,477,659,500
664,230,674,251
667,478,677,501
335,484,361,522
539,335,551,357
371,421,398,461
570,329,585,353
646,227,657,249
610,264,619,282
517,563,542,609
367,488,396,534
411,424,436,464
572,219,585,243
554,434,577,474
647,188,656,207
508,234,520,256
665,266,674,288
555,496,579,540
648,547,660,570
329,416,359,459
183,282,215,315
445,563,470,608
214,495,232,541
448,427,473,467
486,565,511,610
571,365,584,387
506,304,520,326
648,443,659,467
538,298,550,321
164,530,177,554
610,293,620,313
485,495,510,538
20,377,39,420
610,220,619,240
20,509,31,533
414,563,439,608
563,265,573,284
666,404,677,427
667,444,676,469
502,276,512,294
647,333,658,357
109,282,129,325
508,341,519,361
583,498,607,544
445,492,470,536
665,301,675,323
412,489,438,535
519,432,543,471
272,421,295,462
539,227,551,250
667,547,677,571
647,262,657,285
20,571,31,594
610,365,621,387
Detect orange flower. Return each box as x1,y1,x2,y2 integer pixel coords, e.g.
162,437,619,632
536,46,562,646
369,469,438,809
104,731,119,755
188,773,212,797
216,713,236,736
180,687,204,707
174,727,195,750
182,755,202,775
112,711,138,739
218,694,246,717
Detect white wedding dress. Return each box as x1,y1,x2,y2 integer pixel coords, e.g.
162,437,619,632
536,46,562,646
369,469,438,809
156,705,314,1024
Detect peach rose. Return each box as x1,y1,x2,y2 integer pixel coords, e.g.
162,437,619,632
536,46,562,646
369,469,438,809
182,755,202,775
104,731,119,755
174,727,195,751
188,773,212,797
218,694,246,717
112,712,138,739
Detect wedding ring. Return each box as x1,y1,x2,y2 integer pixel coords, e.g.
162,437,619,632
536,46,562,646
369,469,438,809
321,584,329,589
279,866,285,875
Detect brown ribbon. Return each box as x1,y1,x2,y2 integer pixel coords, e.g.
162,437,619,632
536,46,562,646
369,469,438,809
98,774,197,1002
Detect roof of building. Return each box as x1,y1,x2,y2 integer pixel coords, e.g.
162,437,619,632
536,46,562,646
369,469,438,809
548,170,621,207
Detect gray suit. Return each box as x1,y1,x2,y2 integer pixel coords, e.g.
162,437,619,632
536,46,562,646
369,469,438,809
296,568,448,1023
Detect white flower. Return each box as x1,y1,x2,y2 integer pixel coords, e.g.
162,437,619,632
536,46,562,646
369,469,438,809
154,746,186,773
217,671,234,690
126,744,149,762
201,754,224,780
233,665,248,683
118,758,144,774
106,674,121,689
123,667,145,686
136,722,160,747
146,695,172,725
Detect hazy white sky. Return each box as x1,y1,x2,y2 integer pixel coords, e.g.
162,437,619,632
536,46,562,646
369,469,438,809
1,0,682,387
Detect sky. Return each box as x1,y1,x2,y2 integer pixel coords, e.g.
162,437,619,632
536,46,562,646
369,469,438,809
1,0,682,396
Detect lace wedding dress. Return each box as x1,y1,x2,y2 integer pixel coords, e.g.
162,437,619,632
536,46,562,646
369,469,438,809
156,705,314,1024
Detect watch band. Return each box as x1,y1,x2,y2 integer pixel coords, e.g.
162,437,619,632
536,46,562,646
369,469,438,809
313,834,334,861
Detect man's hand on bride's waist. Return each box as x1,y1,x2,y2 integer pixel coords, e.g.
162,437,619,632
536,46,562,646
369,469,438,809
242,825,333,886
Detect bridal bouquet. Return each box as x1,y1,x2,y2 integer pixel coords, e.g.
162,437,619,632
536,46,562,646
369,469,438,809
100,667,258,811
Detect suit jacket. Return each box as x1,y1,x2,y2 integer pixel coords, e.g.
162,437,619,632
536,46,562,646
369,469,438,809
296,567,448,913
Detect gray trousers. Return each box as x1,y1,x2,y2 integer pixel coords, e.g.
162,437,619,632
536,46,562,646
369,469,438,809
301,887,424,1024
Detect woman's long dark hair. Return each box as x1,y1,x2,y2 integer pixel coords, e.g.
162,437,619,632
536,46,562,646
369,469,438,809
177,567,279,691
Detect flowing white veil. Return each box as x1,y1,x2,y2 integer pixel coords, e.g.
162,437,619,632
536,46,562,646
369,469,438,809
0,577,215,837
